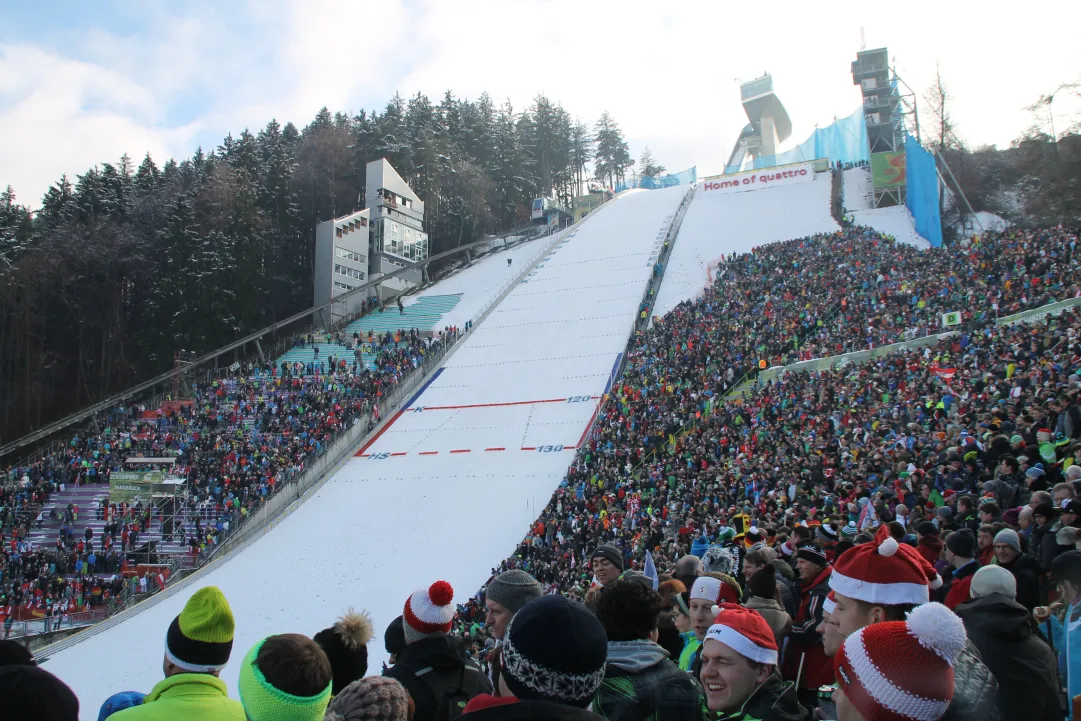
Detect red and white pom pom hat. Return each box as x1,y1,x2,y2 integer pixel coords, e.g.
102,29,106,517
403,580,455,642
834,602,966,721
831,526,941,605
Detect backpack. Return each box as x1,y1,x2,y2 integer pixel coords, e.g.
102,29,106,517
414,664,484,721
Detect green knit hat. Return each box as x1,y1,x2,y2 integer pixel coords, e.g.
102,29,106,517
238,638,332,721
165,586,235,672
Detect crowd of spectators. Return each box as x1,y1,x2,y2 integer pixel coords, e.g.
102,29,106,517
1,323,454,636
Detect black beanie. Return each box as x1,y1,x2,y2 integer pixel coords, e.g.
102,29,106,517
795,543,827,566
1051,550,1081,586
0,639,35,668
917,521,938,537
501,595,608,707
590,544,624,571
313,610,374,695
0,665,79,721
748,566,777,600
946,530,976,559
384,615,405,657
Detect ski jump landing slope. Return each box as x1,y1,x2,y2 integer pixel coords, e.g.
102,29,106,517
653,170,839,317
843,166,929,248
46,186,687,720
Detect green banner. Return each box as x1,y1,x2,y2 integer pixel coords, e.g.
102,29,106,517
109,471,164,501
871,151,906,189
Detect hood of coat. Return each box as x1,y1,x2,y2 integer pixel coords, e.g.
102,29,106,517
955,593,1033,643
605,640,669,673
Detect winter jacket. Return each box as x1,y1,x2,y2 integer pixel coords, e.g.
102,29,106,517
108,673,245,721
998,553,1043,611
592,640,705,721
1045,599,1081,719
942,560,980,610
743,596,792,648
677,634,701,673
384,634,493,721
463,697,605,721
715,674,808,721
781,565,831,691
917,535,944,565
956,593,1062,721
941,640,1003,721
1032,521,1061,572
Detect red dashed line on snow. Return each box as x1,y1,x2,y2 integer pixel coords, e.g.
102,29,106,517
418,451,439,456
449,449,471,454
484,447,506,452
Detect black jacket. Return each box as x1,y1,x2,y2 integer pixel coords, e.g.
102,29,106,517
941,640,1002,721
593,641,704,721
717,674,808,721
1000,552,1043,610
384,635,493,721
463,699,604,721
955,594,1063,721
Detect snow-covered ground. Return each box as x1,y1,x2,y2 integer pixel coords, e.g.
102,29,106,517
653,173,839,317
850,206,930,249
410,232,562,329
956,211,1010,236
842,167,873,211
44,186,685,720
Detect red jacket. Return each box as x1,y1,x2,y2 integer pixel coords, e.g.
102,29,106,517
916,536,943,566
943,561,979,610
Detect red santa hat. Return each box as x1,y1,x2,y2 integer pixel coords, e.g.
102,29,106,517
822,590,837,616
403,581,455,644
834,602,965,721
831,526,940,605
704,603,778,665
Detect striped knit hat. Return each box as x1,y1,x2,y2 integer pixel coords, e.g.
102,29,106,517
834,603,965,721
403,581,455,644
165,586,235,672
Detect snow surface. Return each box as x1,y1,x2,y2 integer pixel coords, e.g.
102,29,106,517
653,174,839,317
957,211,1010,235
44,186,686,720
842,167,873,211
412,233,559,329
850,206,931,249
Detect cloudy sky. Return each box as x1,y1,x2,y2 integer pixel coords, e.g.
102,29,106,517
2,0,1079,207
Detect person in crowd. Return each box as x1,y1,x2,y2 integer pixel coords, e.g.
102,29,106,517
325,677,414,721
741,547,795,616
592,577,703,720
98,693,146,721
383,581,491,721
994,528,1042,610
976,525,997,566
591,545,625,587
916,522,944,565
1032,503,1063,573
672,555,703,593
314,609,375,696
111,586,243,721
237,634,333,721
827,526,999,721
700,603,806,720
462,595,607,720
832,603,965,721
956,565,1061,721
1036,551,1081,719
0,663,80,721
941,530,979,610
682,576,740,674
384,616,406,670
743,567,792,649
482,570,542,695
783,544,832,708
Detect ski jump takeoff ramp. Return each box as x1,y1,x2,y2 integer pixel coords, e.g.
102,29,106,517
46,186,687,719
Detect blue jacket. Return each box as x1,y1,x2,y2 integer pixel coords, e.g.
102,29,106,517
1045,600,1081,718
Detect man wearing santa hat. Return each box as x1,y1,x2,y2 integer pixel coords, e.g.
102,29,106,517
823,526,1001,721
699,603,808,721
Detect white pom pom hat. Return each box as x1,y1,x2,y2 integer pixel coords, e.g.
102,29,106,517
831,526,942,606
